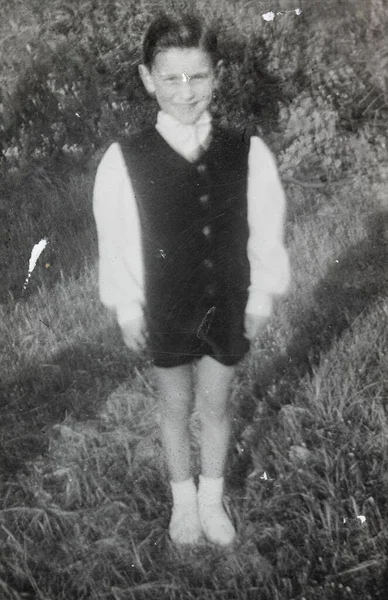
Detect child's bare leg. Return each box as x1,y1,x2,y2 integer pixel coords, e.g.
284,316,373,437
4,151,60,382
196,355,236,545
154,363,194,482
196,355,235,478
154,363,201,544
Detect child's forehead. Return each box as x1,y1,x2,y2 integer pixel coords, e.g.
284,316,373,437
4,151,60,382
152,47,213,73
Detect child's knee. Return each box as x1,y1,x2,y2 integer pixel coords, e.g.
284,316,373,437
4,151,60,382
154,364,194,419
160,391,193,422
196,390,230,421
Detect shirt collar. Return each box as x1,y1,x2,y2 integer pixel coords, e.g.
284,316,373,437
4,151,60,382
155,110,212,161
156,109,212,128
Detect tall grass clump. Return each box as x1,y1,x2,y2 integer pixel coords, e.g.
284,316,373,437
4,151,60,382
1,0,388,599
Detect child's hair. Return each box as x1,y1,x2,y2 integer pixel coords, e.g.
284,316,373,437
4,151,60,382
142,13,219,69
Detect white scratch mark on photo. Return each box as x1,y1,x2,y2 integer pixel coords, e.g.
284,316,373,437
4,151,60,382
262,11,275,21
262,8,302,21
23,237,49,291
357,515,366,524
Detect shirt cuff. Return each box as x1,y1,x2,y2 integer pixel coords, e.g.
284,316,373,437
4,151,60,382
116,303,144,328
246,290,273,317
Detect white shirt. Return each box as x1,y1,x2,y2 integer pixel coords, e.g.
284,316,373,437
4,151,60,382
93,111,290,327
156,110,212,161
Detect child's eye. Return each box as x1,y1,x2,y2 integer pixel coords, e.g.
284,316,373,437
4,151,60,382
162,76,178,83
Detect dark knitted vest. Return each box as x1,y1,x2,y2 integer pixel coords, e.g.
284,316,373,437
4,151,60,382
120,126,251,326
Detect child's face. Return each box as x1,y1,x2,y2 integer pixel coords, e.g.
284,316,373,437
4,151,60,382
139,47,217,125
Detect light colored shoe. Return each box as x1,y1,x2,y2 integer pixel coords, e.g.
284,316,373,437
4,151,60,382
198,501,236,546
169,478,202,546
169,503,202,545
197,475,236,546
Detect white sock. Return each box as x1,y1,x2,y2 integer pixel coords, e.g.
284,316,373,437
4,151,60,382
197,475,236,546
169,478,202,545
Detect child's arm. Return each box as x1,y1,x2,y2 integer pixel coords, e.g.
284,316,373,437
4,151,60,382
93,142,144,334
245,136,290,330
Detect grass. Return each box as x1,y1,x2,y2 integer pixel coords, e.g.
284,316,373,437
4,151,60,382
1,0,388,599
1,165,388,599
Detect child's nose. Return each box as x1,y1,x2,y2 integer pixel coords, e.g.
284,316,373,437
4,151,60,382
179,81,195,100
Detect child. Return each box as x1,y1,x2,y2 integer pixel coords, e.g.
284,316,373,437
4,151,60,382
93,12,290,547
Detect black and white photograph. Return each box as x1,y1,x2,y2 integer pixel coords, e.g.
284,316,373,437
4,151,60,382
1,1,387,598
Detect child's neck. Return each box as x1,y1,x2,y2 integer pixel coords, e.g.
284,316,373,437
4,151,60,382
155,110,212,162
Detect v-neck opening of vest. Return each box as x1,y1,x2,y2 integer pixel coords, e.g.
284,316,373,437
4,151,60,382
153,127,213,166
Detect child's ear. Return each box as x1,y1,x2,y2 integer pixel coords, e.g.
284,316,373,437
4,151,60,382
138,64,156,95
214,59,224,86
216,59,224,72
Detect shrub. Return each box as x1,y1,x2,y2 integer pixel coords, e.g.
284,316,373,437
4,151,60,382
1,0,387,179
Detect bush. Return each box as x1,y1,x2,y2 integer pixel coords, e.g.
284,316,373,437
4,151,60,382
1,0,387,178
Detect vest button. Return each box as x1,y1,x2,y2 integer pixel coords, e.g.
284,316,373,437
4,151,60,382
200,194,210,205
197,163,206,174
205,284,216,298
202,225,211,237
203,258,214,269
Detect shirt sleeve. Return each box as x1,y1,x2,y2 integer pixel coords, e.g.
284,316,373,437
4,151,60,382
92,142,144,327
245,136,291,317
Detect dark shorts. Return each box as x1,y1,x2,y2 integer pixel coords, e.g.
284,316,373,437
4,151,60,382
145,292,250,369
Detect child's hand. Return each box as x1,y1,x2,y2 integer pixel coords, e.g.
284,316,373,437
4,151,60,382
120,317,146,350
244,313,269,341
